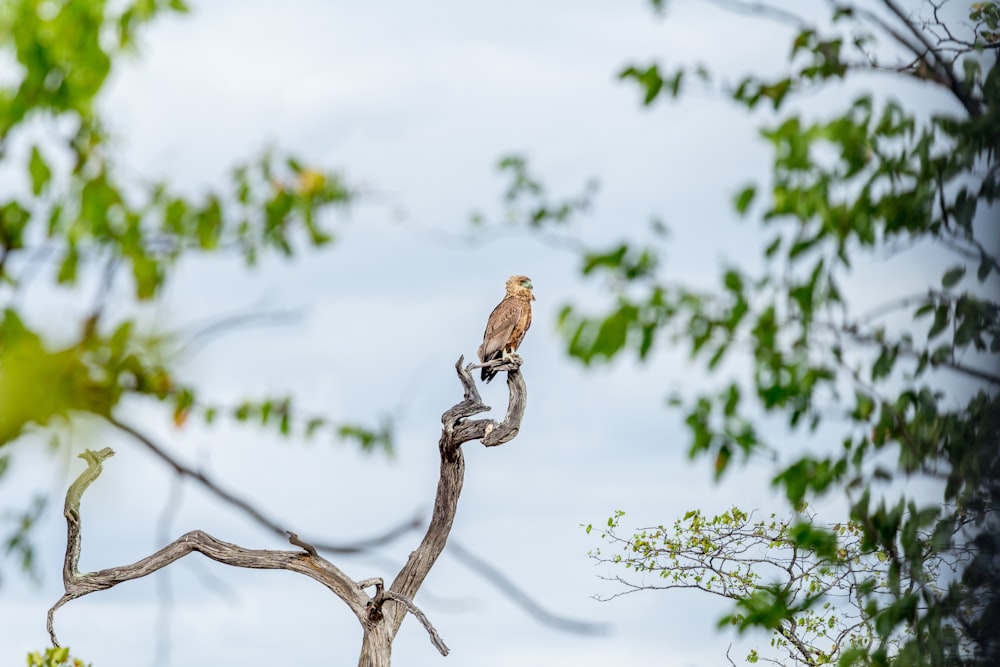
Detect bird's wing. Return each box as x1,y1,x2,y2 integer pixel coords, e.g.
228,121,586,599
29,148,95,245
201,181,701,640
509,299,532,350
478,297,523,362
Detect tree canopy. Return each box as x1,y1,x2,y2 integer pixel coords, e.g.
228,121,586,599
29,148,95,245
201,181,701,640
0,0,394,582
551,1,999,665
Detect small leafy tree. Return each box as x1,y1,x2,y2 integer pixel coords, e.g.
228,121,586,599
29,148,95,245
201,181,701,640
587,506,968,666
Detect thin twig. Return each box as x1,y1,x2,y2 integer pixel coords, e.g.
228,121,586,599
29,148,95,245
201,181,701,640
879,0,979,116
448,540,610,635
383,591,450,656
178,309,305,357
705,0,810,28
106,416,422,554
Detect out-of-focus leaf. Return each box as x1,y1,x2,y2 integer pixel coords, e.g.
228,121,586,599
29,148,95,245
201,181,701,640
28,147,52,196
941,265,966,288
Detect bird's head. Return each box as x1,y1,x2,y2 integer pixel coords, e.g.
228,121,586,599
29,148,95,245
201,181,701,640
505,275,535,301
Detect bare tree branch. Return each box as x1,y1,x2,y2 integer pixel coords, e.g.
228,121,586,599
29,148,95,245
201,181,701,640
831,323,1000,386
178,308,305,357
106,416,422,554
107,364,595,638
705,0,810,28
53,355,533,665
878,0,979,115
447,540,610,635
383,590,450,656
385,355,527,638
48,447,382,646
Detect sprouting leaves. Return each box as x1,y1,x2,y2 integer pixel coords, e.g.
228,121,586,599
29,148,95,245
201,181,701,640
970,2,1000,44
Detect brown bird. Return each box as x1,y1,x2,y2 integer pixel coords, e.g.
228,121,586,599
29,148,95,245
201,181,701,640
478,275,535,383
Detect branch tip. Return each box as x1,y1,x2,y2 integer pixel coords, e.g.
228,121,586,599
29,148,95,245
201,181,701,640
383,591,450,656
286,531,318,557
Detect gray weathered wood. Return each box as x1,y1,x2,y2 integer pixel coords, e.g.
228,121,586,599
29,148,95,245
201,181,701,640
48,355,527,666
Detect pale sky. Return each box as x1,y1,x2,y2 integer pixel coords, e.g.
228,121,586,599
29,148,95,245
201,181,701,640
0,1,959,666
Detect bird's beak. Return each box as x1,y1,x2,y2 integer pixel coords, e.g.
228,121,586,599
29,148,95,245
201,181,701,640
531,292,536,301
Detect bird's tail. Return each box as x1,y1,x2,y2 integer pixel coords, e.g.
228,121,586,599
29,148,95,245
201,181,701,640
481,366,496,383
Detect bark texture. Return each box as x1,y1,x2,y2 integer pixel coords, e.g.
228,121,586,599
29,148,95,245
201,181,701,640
49,356,527,666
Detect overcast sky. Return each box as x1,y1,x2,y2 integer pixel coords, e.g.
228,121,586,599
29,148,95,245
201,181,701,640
0,1,960,665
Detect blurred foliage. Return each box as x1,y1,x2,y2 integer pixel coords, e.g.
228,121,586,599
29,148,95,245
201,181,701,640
507,1,1000,665
470,153,598,229
27,646,90,667
0,0,391,587
2,493,44,582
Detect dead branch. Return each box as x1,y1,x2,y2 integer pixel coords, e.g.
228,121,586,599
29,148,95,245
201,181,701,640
48,448,366,641
385,355,527,639
50,355,529,666
383,591,450,656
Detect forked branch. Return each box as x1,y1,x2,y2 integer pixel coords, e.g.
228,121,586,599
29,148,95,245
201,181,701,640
47,448,377,646
386,355,527,637
48,355,529,666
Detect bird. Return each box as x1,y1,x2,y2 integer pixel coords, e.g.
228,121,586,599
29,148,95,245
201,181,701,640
477,275,535,383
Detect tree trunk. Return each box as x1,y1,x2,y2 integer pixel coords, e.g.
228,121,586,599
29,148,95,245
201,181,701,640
358,621,392,667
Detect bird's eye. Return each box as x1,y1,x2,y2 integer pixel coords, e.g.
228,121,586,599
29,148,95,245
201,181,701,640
521,280,532,288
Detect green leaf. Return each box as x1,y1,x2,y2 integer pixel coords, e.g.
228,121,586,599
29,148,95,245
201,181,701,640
852,392,875,421
130,254,161,300
29,146,52,196
734,186,756,215
941,265,966,288
789,522,838,559
871,345,897,380
592,304,637,360
928,305,950,339
305,417,325,438
582,245,627,276
723,269,743,293
764,236,781,257
977,255,992,281
620,63,664,105
57,246,79,285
